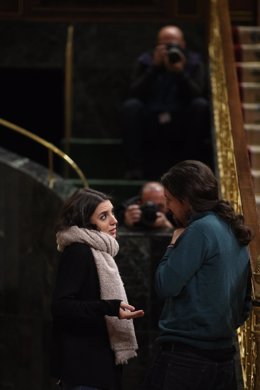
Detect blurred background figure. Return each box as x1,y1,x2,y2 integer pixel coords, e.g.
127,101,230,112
117,181,174,231
121,25,213,179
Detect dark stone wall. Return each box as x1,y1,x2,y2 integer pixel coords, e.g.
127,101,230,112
116,229,172,390
0,147,75,390
0,20,207,143
72,22,207,138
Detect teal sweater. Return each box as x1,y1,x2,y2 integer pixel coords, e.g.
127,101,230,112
156,211,251,349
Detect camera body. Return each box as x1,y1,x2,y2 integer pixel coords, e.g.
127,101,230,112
166,43,183,64
140,201,159,227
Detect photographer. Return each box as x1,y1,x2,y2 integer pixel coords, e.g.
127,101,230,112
117,182,174,231
122,25,213,179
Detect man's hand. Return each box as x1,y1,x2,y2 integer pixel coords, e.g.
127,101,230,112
119,302,144,320
124,204,142,227
171,227,185,244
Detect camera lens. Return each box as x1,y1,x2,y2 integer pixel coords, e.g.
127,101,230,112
140,202,159,227
167,44,182,64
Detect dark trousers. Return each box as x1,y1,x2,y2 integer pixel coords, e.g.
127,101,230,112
121,97,213,179
143,348,237,390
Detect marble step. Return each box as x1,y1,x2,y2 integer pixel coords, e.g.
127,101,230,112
233,26,260,45
242,103,260,124
248,145,260,170
251,169,260,193
236,63,260,83
234,44,260,62
244,124,260,144
66,178,146,205
255,194,260,219
240,82,260,103
244,123,260,145
61,137,126,179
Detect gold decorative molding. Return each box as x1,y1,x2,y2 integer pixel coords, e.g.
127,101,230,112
0,0,208,21
209,0,260,388
0,0,23,16
209,0,241,213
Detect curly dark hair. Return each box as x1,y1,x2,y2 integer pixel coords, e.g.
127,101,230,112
161,160,253,245
56,187,112,232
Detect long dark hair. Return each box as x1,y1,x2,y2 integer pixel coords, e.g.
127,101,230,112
161,160,253,245
56,188,111,232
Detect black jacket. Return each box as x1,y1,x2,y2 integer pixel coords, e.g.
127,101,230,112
129,49,208,112
51,242,122,389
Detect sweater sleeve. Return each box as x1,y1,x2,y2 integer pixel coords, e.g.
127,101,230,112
51,243,121,320
155,225,209,299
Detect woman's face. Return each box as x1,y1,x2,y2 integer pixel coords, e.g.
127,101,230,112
90,200,118,237
164,188,191,227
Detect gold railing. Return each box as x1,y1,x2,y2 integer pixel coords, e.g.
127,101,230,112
209,0,260,389
0,117,88,188
64,24,74,158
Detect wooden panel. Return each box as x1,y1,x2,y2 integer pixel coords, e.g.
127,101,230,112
0,0,22,15
23,0,171,20
32,0,158,4
0,0,209,21
229,0,254,11
1,0,256,22
229,0,256,24
176,0,200,15
174,0,208,20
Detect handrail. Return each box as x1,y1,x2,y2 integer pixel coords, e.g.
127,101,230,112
0,117,88,188
64,24,74,158
209,0,260,389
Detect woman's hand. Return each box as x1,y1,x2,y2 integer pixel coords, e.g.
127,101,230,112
119,302,144,320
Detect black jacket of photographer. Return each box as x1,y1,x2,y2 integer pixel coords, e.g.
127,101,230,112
128,48,207,113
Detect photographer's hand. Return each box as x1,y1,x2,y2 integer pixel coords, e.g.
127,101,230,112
124,204,142,227
153,44,167,66
164,51,186,72
153,212,174,229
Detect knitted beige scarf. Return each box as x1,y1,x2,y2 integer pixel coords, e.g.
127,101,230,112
56,226,138,365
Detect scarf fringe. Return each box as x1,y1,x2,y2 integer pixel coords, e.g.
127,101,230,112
115,350,138,365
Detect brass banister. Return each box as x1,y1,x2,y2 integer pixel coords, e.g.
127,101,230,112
0,117,88,188
209,0,260,388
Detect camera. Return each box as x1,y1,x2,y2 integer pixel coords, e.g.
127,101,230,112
140,202,159,227
166,43,183,64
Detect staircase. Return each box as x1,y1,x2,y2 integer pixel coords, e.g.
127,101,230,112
233,26,260,217
61,137,145,206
